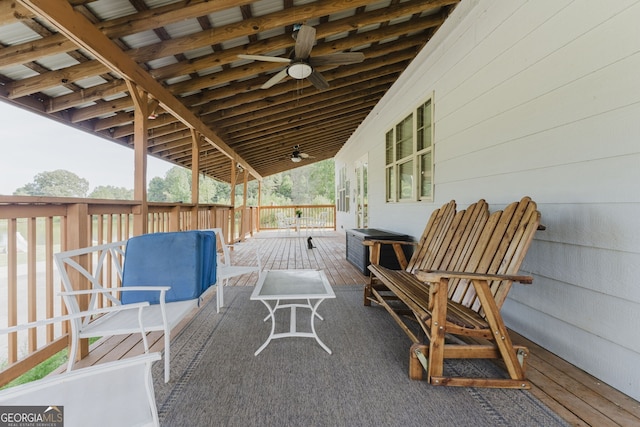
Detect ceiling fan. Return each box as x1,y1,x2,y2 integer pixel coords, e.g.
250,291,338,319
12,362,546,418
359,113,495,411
238,24,365,90
290,145,313,163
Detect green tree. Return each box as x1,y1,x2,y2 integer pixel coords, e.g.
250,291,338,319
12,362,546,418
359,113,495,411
255,159,335,205
147,159,335,206
163,167,191,202
309,159,335,202
89,185,133,200
14,170,89,197
201,175,230,204
147,166,232,204
148,176,169,202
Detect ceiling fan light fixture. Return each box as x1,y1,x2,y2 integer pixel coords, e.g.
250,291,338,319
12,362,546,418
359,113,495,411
287,61,312,79
291,155,302,163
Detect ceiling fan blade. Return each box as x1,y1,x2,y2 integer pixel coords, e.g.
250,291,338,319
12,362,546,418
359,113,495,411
261,68,289,89
307,70,330,90
300,152,310,158
309,52,365,66
238,54,291,63
294,25,316,59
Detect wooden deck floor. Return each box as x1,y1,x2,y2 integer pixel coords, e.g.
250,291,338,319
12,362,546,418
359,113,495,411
78,230,640,426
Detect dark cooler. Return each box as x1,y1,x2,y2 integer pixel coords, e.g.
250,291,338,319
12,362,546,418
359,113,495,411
345,228,413,275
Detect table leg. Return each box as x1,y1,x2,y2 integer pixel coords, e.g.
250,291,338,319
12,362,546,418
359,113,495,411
255,299,277,356
254,298,332,355
309,298,331,354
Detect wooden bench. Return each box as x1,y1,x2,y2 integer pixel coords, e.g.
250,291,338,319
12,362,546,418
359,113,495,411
364,197,541,389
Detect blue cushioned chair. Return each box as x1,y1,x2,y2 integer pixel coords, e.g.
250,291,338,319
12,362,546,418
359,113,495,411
55,230,217,383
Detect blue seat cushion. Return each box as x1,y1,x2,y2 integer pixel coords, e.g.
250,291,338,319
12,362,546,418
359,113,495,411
121,231,217,305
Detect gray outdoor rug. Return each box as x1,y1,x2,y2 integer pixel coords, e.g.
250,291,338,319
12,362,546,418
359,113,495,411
152,285,568,427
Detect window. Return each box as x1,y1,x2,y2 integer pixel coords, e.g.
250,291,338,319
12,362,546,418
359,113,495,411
337,165,349,212
385,97,433,202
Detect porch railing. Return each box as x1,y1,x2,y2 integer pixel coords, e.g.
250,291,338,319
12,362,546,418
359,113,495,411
258,205,336,230
0,196,248,386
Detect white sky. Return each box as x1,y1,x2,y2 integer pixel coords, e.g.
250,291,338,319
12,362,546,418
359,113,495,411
0,102,174,195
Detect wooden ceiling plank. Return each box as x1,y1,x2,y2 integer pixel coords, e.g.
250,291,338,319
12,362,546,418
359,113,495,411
98,0,254,40
149,128,193,146
224,98,381,141
0,1,35,26
71,96,132,123
5,60,108,99
47,80,127,113
0,33,75,69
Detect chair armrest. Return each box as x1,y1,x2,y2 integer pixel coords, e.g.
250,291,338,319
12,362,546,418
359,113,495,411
0,302,150,334
415,270,533,284
60,286,171,296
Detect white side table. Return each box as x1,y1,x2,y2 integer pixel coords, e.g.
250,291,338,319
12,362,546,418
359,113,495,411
250,269,336,355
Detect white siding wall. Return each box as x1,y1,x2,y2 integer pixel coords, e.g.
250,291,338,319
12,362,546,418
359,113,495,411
335,0,640,400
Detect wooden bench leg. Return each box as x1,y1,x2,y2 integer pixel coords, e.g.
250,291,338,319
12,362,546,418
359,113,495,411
410,344,428,380
364,281,372,306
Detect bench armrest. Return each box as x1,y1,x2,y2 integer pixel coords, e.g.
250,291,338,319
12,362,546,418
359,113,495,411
363,239,416,269
415,270,533,284
362,239,417,247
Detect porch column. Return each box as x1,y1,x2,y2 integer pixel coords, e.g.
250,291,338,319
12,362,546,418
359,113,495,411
242,167,248,239
257,180,262,232
126,80,150,236
229,160,236,241
66,203,90,361
191,129,200,230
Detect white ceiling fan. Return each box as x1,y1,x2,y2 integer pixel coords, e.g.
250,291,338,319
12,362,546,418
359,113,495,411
238,24,365,90
290,145,313,163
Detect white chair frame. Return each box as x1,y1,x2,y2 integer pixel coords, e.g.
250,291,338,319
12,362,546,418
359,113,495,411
55,241,198,383
208,228,262,312
275,212,296,236
0,309,160,427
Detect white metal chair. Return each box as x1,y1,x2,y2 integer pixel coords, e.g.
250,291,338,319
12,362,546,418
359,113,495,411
275,212,296,236
0,310,160,427
210,228,262,312
55,237,207,383
307,211,329,235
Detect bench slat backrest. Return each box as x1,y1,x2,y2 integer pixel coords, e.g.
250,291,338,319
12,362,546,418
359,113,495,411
406,200,457,273
404,197,540,316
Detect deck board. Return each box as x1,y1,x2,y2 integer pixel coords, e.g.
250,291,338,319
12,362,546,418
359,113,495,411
74,230,639,426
